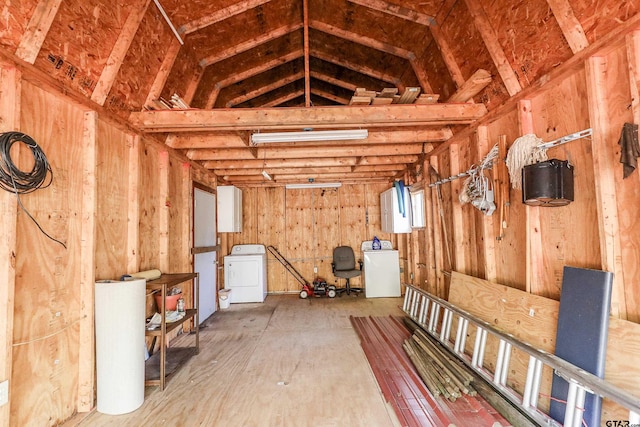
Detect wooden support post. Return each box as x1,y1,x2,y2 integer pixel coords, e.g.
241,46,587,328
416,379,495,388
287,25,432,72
518,100,544,295
429,156,447,298
77,111,97,412
423,156,437,293
127,134,140,274
0,65,21,427
158,150,170,272
585,56,627,319
476,126,497,281
449,144,465,272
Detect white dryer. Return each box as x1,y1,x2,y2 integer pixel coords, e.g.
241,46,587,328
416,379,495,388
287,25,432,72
224,244,267,303
361,240,401,298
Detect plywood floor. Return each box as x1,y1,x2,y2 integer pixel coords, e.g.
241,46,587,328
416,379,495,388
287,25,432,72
67,294,406,427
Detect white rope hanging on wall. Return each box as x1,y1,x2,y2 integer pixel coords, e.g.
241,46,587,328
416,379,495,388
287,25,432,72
505,134,548,189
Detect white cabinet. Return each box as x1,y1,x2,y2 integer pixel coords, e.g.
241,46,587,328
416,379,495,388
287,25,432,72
380,187,411,233
217,186,242,232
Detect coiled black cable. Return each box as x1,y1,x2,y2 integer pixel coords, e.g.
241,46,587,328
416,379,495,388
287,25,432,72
0,131,66,248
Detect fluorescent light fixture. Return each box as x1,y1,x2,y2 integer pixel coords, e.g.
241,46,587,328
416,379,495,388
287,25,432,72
285,182,342,189
261,170,272,180
251,129,368,144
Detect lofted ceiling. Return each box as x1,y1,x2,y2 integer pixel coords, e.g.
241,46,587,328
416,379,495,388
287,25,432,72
3,0,636,186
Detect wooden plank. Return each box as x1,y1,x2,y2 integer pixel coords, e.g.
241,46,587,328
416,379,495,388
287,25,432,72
448,69,492,103
414,94,440,104
183,66,204,107
0,65,20,427
129,103,488,132
585,56,626,319
144,39,182,109
349,96,372,105
546,0,589,53
14,0,63,64
461,0,522,96
396,87,421,104
77,110,97,412
91,0,152,105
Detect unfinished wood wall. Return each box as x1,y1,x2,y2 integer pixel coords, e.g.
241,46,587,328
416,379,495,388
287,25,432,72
218,183,409,293
416,27,640,325
0,62,213,426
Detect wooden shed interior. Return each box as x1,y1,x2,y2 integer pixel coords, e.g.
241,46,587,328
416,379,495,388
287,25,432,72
2,0,640,425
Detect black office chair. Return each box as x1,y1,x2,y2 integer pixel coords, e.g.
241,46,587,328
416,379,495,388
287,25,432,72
332,246,363,295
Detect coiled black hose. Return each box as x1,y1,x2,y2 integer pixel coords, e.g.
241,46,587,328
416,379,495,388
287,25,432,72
0,132,52,193
0,131,65,248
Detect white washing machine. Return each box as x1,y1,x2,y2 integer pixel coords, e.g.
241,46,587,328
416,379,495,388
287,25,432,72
224,244,267,303
361,240,401,298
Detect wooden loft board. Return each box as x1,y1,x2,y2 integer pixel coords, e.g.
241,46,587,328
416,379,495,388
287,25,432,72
129,103,487,132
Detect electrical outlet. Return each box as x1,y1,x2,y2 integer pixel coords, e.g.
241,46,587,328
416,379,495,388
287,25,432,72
313,266,318,274
0,379,8,406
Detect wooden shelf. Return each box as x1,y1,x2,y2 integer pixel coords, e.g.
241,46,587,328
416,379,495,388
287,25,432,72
145,309,197,336
145,273,199,390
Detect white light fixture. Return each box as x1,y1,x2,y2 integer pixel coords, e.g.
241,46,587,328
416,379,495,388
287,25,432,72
285,182,342,189
261,170,272,180
251,129,368,144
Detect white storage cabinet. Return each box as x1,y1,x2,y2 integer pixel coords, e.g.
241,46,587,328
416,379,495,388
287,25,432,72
380,187,411,233
217,185,243,232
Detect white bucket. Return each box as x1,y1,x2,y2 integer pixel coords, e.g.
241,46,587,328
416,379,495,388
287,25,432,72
219,289,231,309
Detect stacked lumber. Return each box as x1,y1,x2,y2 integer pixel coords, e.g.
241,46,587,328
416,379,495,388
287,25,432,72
403,321,477,402
145,93,190,110
349,87,440,105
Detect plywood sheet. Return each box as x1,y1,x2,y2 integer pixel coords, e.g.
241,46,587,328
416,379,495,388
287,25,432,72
0,0,40,51
95,119,130,280
14,81,85,425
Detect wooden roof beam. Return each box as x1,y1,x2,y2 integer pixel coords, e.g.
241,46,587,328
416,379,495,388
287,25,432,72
546,0,589,53
311,50,401,85
168,128,451,149
347,0,435,26
188,143,425,161
310,20,414,59
144,38,182,109
203,157,358,169
200,23,303,66
261,89,305,108
129,104,487,132
462,0,522,96
225,71,305,107
179,0,272,34
15,0,63,64
91,0,152,105
309,71,358,92
167,134,249,149
215,166,354,176
213,49,304,90
309,88,350,105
